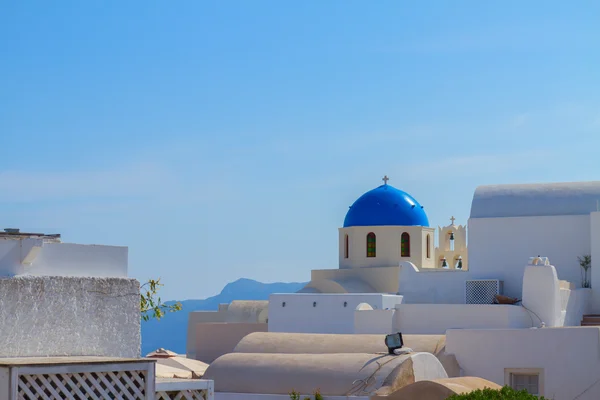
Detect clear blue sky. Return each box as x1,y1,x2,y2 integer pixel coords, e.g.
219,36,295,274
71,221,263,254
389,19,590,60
1,1,599,300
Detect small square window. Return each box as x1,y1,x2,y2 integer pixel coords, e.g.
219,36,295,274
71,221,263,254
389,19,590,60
505,369,543,396
512,374,538,394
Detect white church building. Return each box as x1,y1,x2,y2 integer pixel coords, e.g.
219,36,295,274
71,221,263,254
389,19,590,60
298,177,600,301
299,176,468,296
189,178,600,400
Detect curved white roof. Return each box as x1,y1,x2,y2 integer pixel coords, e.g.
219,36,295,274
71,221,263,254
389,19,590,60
203,352,447,395
297,277,376,294
470,181,600,218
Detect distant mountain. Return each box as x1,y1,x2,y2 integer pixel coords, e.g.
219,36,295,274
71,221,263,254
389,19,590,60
141,278,306,356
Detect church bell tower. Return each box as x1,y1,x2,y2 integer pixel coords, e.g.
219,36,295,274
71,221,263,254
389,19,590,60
435,216,468,269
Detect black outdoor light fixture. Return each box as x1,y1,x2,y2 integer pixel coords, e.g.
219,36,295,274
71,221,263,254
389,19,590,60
385,332,404,354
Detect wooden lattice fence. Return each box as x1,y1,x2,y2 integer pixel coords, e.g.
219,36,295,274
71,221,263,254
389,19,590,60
0,357,154,400
18,370,148,399
0,357,213,400
155,378,213,400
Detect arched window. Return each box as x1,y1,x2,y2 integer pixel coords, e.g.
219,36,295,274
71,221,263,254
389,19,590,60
401,232,410,257
366,233,376,257
426,234,431,258
344,234,349,258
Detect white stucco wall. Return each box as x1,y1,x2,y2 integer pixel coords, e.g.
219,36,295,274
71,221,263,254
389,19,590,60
468,215,590,299
268,293,403,334
0,239,128,277
397,262,588,329
561,288,591,326
398,262,471,304
0,276,140,358
393,304,532,334
591,212,600,313
521,264,591,327
446,327,600,400
354,309,395,334
339,226,434,269
522,264,562,327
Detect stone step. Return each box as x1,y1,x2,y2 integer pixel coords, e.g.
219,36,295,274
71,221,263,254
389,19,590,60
581,322,600,326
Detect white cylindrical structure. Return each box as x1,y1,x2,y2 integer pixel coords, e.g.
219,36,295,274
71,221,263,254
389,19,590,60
203,352,447,396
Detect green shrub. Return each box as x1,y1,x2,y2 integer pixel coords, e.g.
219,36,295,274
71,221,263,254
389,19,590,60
288,389,323,400
314,389,323,400
447,386,546,399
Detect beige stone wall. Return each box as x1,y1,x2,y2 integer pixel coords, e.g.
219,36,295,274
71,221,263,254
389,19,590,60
339,226,434,270
225,301,269,323
186,322,267,364
234,332,439,354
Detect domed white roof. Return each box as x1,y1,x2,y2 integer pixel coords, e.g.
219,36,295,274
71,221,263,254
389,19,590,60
470,181,600,218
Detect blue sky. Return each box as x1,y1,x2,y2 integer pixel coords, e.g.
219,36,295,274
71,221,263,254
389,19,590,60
1,1,599,300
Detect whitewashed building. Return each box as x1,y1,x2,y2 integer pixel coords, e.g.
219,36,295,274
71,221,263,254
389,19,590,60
0,229,214,400
189,178,600,400
0,228,137,358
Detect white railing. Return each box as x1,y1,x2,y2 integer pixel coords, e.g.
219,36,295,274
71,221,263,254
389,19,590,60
3,358,155,399
156,378,214,400
0,356,214,400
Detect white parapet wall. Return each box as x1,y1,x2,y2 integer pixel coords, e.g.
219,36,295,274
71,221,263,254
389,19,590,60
268,293,403,334
393,304,533,333
521,264,562,327
354,308,395,334
522,263,591,327
0,238,128,277
591,211,600,313
446,327,600,400
398,262,471,304
0,276,140,358
561,288,591,326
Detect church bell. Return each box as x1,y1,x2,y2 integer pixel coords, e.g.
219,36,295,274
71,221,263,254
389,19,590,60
449,232,455,241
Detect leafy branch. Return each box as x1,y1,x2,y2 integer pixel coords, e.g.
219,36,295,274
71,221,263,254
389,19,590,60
140,278,182,321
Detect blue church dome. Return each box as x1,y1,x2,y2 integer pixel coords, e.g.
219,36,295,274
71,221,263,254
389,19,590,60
343,181,430,227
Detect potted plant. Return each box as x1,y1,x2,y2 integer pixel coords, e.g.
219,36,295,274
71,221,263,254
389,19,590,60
578,255,592,288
